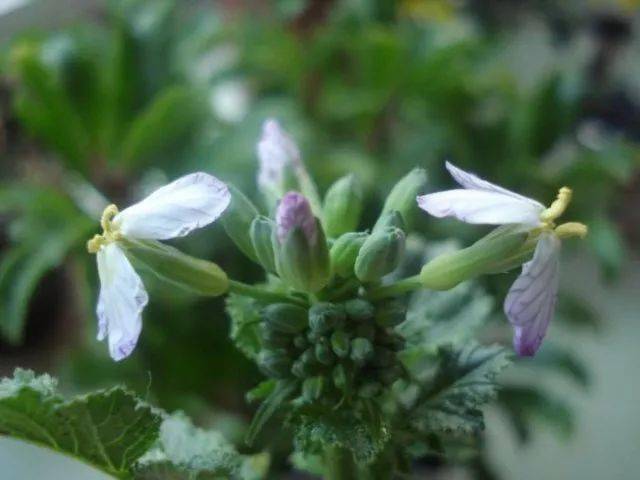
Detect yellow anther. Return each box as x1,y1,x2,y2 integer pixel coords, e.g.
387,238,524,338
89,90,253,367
87,204,121,254
555,222,588,240
540,187,572,223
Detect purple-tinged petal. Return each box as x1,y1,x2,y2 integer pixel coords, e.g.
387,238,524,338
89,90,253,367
275,192,316,244
256,119,302,193
504,232,561,356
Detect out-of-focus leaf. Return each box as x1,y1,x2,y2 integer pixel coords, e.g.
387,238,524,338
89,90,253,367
118,85,205,168
556,291,600,332
587,216,627,280
517,346,590,388
0,369,161,479
226,293,263,361
497,385,574,444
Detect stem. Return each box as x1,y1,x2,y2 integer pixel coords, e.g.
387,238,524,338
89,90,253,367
324,446,357,480
227,280,307,306
367,275,422,300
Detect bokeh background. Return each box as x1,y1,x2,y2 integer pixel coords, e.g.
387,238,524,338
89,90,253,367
0,0,638,479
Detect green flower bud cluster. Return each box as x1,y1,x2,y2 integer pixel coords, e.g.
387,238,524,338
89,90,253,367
256,299,407,405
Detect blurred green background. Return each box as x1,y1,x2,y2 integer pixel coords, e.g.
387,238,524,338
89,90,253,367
0,0,638,479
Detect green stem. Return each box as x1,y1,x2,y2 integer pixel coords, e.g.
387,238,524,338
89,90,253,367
324,446,357,480
227,280,307,306
367,275,422,300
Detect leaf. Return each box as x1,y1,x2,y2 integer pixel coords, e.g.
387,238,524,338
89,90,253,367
136,413,269,479
226,293,263,361
291,406,390,465
118,85,205,168
518,347,590,388
246,380,276,404
408,343,511,435
497,385,574,444
246,380,297,446
0,369,161,479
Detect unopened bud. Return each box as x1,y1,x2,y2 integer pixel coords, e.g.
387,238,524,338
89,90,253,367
344,298,375,322
259,323,291,348
309,302,346,333
350,337,373,364
354,227,406,282
330,330,351,358
330,232,368,277
323,174,363,237
302,376,324,402
375,168,428,230
221,184,260,262
374,300,406,328
358,382,382,399
250,216,277,273
258,349,292,378
262,303,308,334
315,339,335,365
373,210,405,232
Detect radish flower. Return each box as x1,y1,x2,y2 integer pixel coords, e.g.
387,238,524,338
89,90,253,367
87,173,230,361
417,162,587,356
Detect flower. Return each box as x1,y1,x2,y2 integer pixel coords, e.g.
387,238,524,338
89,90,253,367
275,192,317,245
256,119,303,199
417,162,587,356
87,173,230,361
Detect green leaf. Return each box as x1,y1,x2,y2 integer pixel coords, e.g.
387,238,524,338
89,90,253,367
136,413,269,479
0,369,161,479
118,85,205,168
409,343,511,435
246,380,297,446
226,293,264,361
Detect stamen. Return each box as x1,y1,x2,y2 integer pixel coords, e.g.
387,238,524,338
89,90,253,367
100,204,119,233
540,187,572,223
88,204,121,254
555,222,588,239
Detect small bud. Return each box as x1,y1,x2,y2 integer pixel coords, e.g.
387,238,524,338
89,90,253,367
302,376,324,402
221,184,260,262
344,298,375,322
333,364,348,390
250,216,277,273
375,168,428,230
315,338,336,365
373,210,405,232
122,239,228,296
330,232,368,277
330,330,351,358
354,227,406,282
358,382,382,399
419,225,529,290
374,300,406,328
274,192,330,292
259,323,291,348
258,349,292,378
293,335,308,350
377,364,404,385
309,303,346,333
350,337,373,364
262,303,308,334
323,174,364,237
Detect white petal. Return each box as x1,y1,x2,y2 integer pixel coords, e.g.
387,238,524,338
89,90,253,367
96,243,149,361
256,119,301,193
504,233,561,356
417,189,544,226
114,172,230,240
445,161,544,209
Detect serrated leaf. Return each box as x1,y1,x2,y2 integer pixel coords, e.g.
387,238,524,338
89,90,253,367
410,343,511,435
0,369,161,479
226,293,263,361
246,380,297,446
136,413,268,479
292,406,390,465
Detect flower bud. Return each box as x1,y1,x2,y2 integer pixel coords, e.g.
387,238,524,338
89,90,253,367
330,232,368,277
330,330,351,358
323,174,363,237
419,226,529,290
302,376,324,402
373,210,405,232
374,300,406,328
221,184,260,262
262,303,308,334
374,168,428,231
309,302,346,333
250,216,277,273
354,227,406,282
122,239,228,296
377,365,404,385
315,339,336,365
258,349,292,378
293,335,308,350
273,192,330,292
358,382,382,399
259,323,291,349
333,364,348,390
350,337,373,364
344,298,374,322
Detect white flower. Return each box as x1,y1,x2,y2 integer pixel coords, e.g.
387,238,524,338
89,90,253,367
88,173,231,361
417,162,586,356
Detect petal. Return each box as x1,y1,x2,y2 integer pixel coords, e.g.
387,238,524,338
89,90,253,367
417,189,544,226
96,243,149,361
504,233,561,356
114,172,230,240
275,192,316,244
256,119,301,193
445,161,544,209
